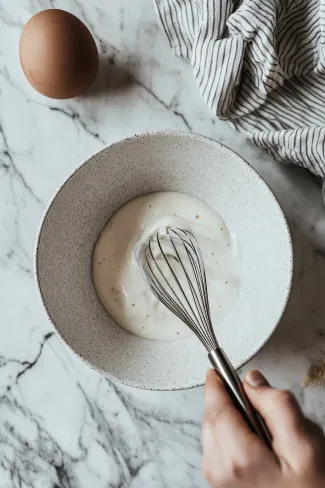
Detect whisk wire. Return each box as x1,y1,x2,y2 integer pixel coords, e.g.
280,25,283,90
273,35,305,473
186,231,211,310
169,229,215,343
146,241,199,330
168,230,208,332
155,232,201,327
169,230,215,349
178,230,212,327
139,227,218,351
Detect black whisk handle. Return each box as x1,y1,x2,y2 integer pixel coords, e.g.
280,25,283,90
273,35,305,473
208,348,273,449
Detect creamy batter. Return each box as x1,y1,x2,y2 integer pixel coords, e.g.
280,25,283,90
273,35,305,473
92,192,241,341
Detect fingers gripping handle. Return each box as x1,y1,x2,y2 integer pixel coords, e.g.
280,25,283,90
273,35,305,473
208,348,273,449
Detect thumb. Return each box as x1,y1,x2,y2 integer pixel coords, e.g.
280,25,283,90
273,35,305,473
244,370,308,459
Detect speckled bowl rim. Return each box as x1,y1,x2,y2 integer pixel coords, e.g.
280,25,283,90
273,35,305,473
35,130,293,391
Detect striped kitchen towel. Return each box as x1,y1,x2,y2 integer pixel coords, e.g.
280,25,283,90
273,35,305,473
154,0,325,179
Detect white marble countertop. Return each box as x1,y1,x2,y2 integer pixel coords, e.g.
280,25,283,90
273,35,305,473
1,1,325,487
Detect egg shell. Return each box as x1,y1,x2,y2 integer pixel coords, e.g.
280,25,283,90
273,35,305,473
19,9,99,99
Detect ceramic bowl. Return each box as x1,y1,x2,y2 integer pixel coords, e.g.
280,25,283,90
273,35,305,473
36,131,293,390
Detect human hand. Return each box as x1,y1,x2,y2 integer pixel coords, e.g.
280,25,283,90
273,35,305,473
202,369,325,488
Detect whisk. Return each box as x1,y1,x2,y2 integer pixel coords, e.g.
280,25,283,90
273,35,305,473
138,227,272,447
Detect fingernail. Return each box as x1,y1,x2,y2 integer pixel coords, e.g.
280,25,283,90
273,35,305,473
245,370,269,388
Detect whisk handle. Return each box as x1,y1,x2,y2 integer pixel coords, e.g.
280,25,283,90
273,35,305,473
208,348,272,449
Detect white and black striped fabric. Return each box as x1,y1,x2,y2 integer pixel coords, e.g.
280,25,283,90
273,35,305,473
154,0,325,179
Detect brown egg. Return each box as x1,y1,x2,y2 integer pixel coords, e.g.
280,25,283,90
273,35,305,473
19,9,99,99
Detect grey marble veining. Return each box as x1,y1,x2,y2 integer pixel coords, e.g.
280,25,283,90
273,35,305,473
0,0,325,486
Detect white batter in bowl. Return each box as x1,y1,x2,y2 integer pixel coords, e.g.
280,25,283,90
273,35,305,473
92,192,241,341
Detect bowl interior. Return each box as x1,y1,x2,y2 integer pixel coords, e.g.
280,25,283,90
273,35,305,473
36,131,292,390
